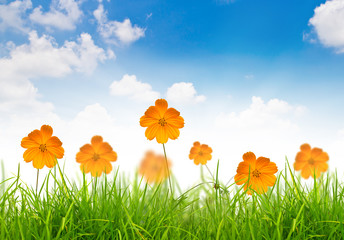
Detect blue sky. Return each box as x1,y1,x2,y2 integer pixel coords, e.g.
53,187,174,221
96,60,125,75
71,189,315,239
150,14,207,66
1,0,344,188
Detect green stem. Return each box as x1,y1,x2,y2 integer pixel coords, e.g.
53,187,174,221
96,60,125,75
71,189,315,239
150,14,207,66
162,143,173,195
36,169,39,195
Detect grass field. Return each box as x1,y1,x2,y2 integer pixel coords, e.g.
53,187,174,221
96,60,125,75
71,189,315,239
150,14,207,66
1,159,343,240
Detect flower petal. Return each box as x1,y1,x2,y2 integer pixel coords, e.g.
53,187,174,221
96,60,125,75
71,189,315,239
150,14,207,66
260,162,278,174
256,157,270,170
97,142,113,154
301,165,312,179
76,151,93,163
79,144,94,155
165,124,180,140
260,174,277,186
295,151,309,162
294,161,308,171
243,152,256,164
315,152,329,162
156,126,168,144
101,151,118,162
46,136,63,147
41,125,53,143
314,161,328,172
140,115,158,127
300,143,311,152
21,137,40,149
28,130,43,144
145,123,160,140
166,116,184,128
234,173,248,185
311,147,323,159
23,148,40,163
32,152,44,169
44,151,57,168
48,146,64,159
155,99,168,118
164,108,180,120
144,106,160,119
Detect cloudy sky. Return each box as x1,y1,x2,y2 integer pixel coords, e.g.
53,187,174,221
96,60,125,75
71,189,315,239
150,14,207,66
1,0,344,189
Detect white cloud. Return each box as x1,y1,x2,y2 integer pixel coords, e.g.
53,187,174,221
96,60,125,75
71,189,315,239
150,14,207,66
110,74,160,102
215,96,304,132
29,0,82,30
0,0,32,32
0,31,113,121
244,74,254,80
309,0,344,53
166,82,206,104
93,3,145,45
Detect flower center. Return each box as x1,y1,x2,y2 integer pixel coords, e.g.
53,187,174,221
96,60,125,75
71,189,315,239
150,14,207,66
39,144,47,152
308,158,315,165
93,153,100,161
198,151,204,156
252,169,261,178
158,118,167,126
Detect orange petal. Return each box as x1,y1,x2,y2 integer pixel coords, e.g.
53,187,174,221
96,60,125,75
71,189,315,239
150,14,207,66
295,151,309,162
79,144,95,155
91,136,103,151
201,144,212,154
21,137,40,149
45,151,57,168
76,151,93,163
166,116,184,128
314,161,328,172
156,126,168,144
41,125,53,143
300,143,311,152
101,151,118,162
98,142,113,154
236,161,250,174
301,165,312,179
140,115,158,127
260,162,278,174
193,141,200,147
145,123,160,140
23,148,39,163
190,146,200,154
28,130,43,144
165,124,180,140
155,99,168,118
144,106,160,119
314,151,329,162
193,155,202,165
243,152,256,164
260,174,277,186
164,108,180,120
256,157,270,170
32,152,44,169
189,153,196,160
294,161,307,171
311,147,323,159
46,136,62,147
48,146,64,159
234,173,248,185
101,159,113,174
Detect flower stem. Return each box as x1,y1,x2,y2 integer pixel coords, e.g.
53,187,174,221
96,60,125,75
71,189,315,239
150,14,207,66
205,164,215,182
162,143,173,195
36,169,39,195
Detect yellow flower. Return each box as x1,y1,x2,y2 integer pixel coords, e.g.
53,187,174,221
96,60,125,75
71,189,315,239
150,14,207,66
140,99,184,144
139,151,172,184
21,125,64,169
294,143,329,179
76,136,117,177
234,152,278,195
189,141,212,165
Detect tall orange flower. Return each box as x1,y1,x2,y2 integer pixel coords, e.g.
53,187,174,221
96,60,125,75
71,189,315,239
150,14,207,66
21,125,64,169
189,141,212,165
140,99,184,144
234,152,278,195
139,151,172,184
294,143,329,179
76,136,117,177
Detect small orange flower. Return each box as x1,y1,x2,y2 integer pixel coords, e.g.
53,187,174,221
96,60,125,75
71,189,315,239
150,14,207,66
294,143,329,179
234,152,278,195
140,99,184,144
21,125,64,169
76,136,117,177
139,151,172,184
189,141,212,165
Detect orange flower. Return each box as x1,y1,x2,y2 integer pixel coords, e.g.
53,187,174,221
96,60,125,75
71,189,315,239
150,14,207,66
76,136,117,177
234,152,278,195
140,99,184,144
21,125,64,169
189,141,212,165
139,151,172,184
294,143,329,179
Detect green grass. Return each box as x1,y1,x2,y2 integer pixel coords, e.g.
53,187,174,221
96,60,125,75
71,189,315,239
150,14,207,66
1,159,344,240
